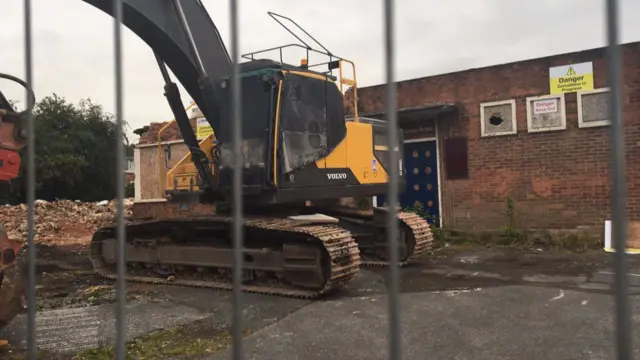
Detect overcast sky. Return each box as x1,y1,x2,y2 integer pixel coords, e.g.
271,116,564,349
0,0,638,142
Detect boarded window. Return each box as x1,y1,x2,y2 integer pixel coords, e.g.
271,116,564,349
526,95,566,132
444,137,468,180
578,88,610,128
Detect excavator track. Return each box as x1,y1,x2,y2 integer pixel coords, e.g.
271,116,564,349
360,211,434,267
89,216,361,300
308,206,435,268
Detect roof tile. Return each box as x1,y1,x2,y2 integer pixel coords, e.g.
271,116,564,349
138,118,197,145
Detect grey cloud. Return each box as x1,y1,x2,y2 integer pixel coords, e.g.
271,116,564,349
0,0,637,141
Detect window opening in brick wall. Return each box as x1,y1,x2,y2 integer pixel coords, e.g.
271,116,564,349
444,137,468,180
125,159,134,173
577,87,610,128
480,99,517,137
525,94,566,133
489,114,504,126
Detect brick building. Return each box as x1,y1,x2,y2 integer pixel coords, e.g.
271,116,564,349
346,41,640,233
132,117,198,201
134,41,640,235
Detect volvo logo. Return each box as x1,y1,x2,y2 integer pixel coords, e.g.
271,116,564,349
326,173,347,180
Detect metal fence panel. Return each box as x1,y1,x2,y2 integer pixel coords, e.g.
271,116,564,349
13,0,633,359
383,0,401,359
605,0,633,358
229,0,244,359
112,0,127,359
23,1,36,359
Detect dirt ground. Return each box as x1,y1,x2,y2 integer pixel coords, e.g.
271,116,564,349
31,242,624,311
2,235,638,359
32,244,168,311
1,240,240,360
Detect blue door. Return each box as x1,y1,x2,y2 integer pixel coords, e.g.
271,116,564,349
376,140,440,226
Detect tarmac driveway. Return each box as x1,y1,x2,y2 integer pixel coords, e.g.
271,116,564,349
207,284,640,360
207,248,640,360
3,246,639,359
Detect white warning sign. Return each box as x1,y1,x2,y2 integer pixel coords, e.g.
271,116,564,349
532,98,558,115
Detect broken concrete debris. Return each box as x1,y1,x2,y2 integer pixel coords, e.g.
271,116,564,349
0,199,134,243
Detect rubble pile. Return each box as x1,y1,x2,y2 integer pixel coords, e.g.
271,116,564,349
0,198,134,243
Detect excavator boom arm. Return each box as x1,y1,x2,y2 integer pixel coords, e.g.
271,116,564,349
83,0,236,194
84,0,232,126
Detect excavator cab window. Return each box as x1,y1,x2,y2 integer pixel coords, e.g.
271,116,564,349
215,69,281,191
372,126,405,177
213,68,346,193
278,72,346,176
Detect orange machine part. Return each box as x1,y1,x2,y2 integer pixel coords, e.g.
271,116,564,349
0,224,25,329
0,149,21,181
0,110,27,331
0,110,25,181
0,226,20,273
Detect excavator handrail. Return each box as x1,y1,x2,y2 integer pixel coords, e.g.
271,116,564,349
338,58,358,122
267,11,332,55
241,43,343,73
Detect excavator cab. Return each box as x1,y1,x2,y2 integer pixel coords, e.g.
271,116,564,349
162,11,406,207
212,61,348,201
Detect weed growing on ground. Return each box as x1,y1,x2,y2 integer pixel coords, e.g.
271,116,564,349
1,321,252,360
402,204,444,246
403,195,601,253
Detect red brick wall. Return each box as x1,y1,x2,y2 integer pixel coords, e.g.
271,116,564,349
138,118,198,145
348,42,640,232
132,201,216,220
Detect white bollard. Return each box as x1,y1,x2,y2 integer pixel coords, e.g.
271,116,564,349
603,219,640,254
604,220,612,251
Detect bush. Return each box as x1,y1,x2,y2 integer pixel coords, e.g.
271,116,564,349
1,94,132,203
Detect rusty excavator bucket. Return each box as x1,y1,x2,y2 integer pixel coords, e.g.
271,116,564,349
0,224,26,332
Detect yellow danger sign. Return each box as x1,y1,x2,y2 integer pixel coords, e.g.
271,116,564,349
196,117,213,140
549,62,594,94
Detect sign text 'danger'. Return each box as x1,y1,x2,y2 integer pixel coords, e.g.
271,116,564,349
533,98,558,115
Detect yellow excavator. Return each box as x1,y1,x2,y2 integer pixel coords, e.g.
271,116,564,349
86,1,433,300
0,2,435,333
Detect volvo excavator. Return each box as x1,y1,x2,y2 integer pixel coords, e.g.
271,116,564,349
0,0,434,333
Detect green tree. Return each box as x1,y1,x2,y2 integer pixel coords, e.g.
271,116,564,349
3,94,130,203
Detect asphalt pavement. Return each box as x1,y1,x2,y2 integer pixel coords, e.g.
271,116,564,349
207,284,640,360
203,249,640,360
3,247,640,359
